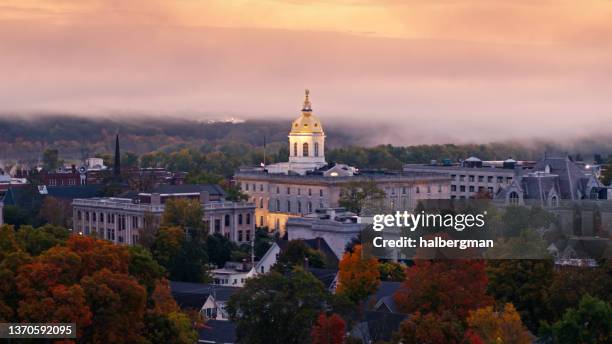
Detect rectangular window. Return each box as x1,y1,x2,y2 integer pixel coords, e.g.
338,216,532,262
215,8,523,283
238,230,243,242
469,186,475,192
460,186,466,192
319,189,323,197
478,176,484,182
487,176,493,183
451,185,457,192
469,175,475,182
286,187,290,195
497,177,503,183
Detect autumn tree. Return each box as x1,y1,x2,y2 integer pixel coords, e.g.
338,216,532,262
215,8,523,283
337,244,380,303
393,311,466,344
467,303,532,344
137,211,159,249
39,196,71,227
546,263,611,321
394,260,492,321
311,312,346,344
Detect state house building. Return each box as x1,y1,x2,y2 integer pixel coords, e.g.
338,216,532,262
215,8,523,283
234,90,451,233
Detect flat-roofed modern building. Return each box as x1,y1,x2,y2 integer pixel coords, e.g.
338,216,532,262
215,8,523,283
72,184,255,245
403,157,530,199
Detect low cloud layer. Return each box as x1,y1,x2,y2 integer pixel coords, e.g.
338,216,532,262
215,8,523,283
0,1,611,144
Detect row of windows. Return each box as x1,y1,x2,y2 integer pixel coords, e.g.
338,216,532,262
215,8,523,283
451,185,495,193
269,199,322,213
242,183,325,197
292,142,320,157
48,178,80,186
214,214,252,231
77,211,137,229
414,185,444,194
451,174,512,184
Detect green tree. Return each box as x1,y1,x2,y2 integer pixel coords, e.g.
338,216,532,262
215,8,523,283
161,199,204,232
378,261,406,282
122,151,139,168
276,240,326,271
206,233,236,268
540,295,611,344
227,267,329,344
338,180,386,214
42,148,60,171
486,260,554,332
15,224,70,256
128,245,166,295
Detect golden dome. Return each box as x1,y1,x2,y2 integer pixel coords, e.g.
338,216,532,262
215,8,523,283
290,89,324,134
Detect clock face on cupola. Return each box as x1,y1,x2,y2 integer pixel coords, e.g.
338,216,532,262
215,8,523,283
289,89,326,165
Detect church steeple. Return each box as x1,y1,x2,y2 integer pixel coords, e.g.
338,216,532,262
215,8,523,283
113,134,121,177
301,89,312,114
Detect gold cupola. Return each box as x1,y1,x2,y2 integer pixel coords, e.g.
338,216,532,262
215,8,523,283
290,89,324,134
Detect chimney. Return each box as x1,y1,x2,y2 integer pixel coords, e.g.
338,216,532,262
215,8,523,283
150,193,161,205
200,191,210,204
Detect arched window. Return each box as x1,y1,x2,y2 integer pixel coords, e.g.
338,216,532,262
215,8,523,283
293,142,298,157
276,199,280,211
509,191,519,205
551,195,558,208
314,142,319,157
303,143,309,157
238,214,243,225
246,214,251,225
224,214,230,227
259,197,264,208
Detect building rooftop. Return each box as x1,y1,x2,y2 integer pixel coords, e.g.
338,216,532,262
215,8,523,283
199,320,237,344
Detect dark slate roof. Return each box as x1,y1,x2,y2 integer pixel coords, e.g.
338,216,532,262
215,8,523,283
46,185,103,200
373,281,402,301
307,267,337,289
173,291,210,310
199,320,237,344
151,184,225,196
2,187,36,207
170,281,239,302
363,311,407,342
534,157,589,200
521,175,560,202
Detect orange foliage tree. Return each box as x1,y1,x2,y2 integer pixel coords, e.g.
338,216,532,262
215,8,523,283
467,303,532,344
337,244,380,303
394,260,493,320
310,312,346,344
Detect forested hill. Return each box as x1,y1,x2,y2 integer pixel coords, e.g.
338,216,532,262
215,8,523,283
0,115,354,163
0,115,610,170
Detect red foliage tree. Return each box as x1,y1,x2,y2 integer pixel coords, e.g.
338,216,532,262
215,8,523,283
393,260,493,321
310,312,346,344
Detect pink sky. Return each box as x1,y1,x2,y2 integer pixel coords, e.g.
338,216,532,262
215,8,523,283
1,1,611,144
